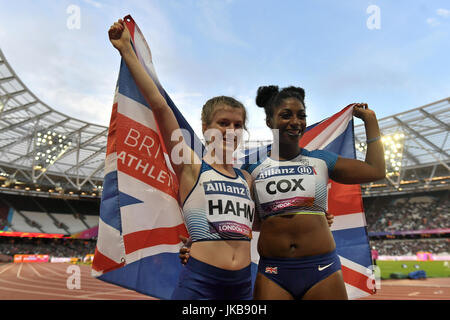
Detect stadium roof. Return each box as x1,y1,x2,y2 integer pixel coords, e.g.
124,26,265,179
0,49,106,196
0,48,448,198
355,97,450,196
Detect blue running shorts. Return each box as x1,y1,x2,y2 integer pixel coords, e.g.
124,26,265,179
171,256,252,300
258,249,342,299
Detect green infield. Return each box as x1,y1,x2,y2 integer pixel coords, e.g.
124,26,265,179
376,260,450,279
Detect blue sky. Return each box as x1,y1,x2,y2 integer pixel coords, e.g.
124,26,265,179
0,0,449,140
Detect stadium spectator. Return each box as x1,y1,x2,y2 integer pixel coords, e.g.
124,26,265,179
365,195,449,232
371,247,379,265
370,238,449,256
0,237,96,258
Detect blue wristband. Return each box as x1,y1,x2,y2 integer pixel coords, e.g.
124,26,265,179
366,136,381,144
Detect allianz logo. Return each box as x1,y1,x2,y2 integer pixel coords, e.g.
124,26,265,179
257,165,315,179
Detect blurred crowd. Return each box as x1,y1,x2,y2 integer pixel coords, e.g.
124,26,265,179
0,237,96,258
370,238,449,256
365,196,449,232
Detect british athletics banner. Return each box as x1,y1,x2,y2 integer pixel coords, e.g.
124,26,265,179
91,15,191,299
92,15,375,300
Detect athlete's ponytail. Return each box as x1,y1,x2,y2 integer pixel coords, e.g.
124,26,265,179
256,85,279,112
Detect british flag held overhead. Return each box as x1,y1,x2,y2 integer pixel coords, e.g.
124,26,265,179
301,104,376,299
92,15,375,300
91,15,192,300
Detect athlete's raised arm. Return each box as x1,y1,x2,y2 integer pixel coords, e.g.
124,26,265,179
108,19,197,178
331,103,386,184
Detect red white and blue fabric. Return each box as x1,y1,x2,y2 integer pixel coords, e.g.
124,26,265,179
301,105,376,299
91,15,192,299
92,15,375,300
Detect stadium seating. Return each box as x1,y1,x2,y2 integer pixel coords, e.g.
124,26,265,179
364,190,449,232
0,236,96,258
365,190,449,258
0,193,100,235
84,215,100,228
8,211,43,233
7,209,97,234
370,238,449,256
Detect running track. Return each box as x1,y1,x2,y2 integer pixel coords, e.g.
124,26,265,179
360,277,450,300
1,263,449,300
0,262,154,300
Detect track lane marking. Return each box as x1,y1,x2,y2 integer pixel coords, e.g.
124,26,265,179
0,264,154,299
16,263,23,279
74,288,154,299
28,263,44,278
0,279,151,300
0,283,104,300
0,263,15,275
34,263,132,290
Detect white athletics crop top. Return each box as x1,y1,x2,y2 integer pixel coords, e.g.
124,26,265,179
244,149,338,220
182,161,255,242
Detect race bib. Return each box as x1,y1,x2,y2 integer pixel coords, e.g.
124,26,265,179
254,165,316,217
203,180,254,239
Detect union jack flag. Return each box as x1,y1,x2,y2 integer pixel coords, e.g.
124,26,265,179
91,15,191,299
302,105,376,299
92,15,375,300
265,266,278,274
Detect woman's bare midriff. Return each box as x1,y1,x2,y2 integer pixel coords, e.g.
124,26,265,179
257,214,336,258
190,240,251,270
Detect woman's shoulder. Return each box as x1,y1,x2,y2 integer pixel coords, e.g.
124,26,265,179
240,157,269,178
300,148,338,171
238,168,253,184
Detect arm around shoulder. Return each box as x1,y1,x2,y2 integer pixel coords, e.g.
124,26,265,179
241,169,261,232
